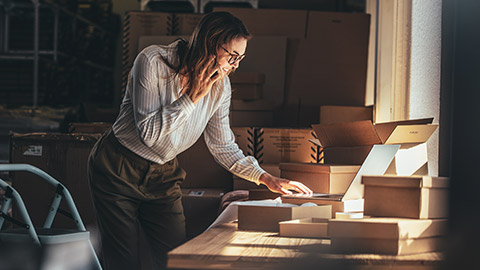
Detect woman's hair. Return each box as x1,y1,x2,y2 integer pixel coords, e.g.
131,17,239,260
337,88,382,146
170,12,251,92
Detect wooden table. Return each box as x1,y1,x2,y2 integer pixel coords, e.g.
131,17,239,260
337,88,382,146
167,223,443,270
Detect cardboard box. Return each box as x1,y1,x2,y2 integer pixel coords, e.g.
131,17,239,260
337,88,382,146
231,127,320,164
329,218,447,255
275,103,320,128
312,118,438,175
215,8,370,107
232,36,287,106
229,100,274,127
288,11,370,106
282,144,400,217
279,163,360,194
10,133,101,229
181,188,225,239
230,72,265,100
233,163,279,190
319,105,373,124
177,135,233,190
238,203,331,232
122,11,203,91
363,175,449,219
279,218,329,238
214,8,307,38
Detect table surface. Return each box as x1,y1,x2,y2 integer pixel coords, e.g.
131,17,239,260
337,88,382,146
167,222,443,270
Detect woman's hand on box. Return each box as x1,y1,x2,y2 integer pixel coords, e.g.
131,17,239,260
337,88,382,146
258,173,313,195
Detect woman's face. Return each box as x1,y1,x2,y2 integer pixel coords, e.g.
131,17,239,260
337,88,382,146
216,37,248,76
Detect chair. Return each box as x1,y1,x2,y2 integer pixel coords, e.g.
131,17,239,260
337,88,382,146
0,164,102,270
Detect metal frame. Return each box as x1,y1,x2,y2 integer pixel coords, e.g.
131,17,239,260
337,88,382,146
0,1,113,108
0,164,102,270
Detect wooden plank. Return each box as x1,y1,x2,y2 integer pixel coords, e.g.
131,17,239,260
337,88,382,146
167,223,443,270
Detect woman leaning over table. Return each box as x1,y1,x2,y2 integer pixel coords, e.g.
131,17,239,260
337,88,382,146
87,11,313,270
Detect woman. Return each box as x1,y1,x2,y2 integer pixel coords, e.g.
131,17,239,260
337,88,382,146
88,11,312,270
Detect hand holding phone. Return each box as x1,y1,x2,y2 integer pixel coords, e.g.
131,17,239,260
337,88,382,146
185,56,222,104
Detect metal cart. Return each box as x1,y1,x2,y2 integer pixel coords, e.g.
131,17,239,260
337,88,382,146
0,164,102,270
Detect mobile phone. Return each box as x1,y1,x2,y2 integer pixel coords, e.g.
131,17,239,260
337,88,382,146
211,56,218,78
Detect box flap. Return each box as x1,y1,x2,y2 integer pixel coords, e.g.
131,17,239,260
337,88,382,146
279,163,360,174
312,121,381,147
362,175,449,188
374,118,434,143
384,124,438,144
342,144,400,200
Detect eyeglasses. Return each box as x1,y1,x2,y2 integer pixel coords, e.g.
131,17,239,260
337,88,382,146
221,46,245,65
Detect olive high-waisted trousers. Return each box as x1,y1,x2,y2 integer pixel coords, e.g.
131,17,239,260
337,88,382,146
87,129,186,270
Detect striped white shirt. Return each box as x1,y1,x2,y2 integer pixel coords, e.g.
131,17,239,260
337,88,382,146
112,42,265,184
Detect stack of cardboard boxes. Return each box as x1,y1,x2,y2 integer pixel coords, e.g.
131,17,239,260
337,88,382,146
271,118,446,255
280,118,439,209
329,174,448,255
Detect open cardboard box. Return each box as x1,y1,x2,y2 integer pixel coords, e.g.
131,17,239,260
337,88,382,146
329,217,447,255
311,118,438,175
362,175,449,219
282,144,400,217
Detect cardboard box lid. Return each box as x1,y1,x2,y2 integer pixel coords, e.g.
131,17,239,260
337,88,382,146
312,120,380,147
312,118,436,147
329,218,448,239
229,72,265,84
362,175,449,189
279,163,360,174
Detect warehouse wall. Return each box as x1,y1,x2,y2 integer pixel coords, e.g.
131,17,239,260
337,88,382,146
410,0,442,176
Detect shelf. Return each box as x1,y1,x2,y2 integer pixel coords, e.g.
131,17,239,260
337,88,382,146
0,0,119,107
5,0,112,33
